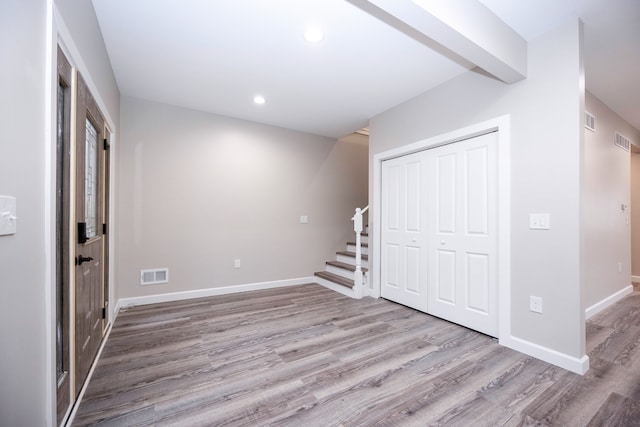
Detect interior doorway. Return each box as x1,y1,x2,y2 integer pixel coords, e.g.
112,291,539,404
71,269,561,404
380,131,499,337
372,116,511,343
55,44,112,426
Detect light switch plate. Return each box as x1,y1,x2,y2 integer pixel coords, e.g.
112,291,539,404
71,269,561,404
300,215,309,224
0,196,17,236
529,213,550,230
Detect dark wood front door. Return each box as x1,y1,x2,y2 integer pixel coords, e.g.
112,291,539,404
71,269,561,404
74,72,107,394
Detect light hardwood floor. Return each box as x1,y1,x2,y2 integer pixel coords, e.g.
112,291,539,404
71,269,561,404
73,284,640,426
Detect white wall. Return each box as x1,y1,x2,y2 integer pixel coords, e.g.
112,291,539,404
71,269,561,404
50,0,120,424
117,97,368,299
55,0,120,125
0,1,120,424
633,149,640,278
583,91,640,306
370,20,585,363
0,0,48,424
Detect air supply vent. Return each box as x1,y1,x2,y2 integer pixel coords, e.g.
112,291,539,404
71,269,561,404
585,111,595,131
615,132,631,152
140,268,169,285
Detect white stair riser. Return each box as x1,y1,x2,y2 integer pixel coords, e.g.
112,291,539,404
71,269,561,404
347,244,368,255
315,276,358,298
336,254,368,268
326,265,356,280
353,236,368,245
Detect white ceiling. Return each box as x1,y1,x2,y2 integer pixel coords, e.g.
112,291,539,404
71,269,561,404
92,0,640,138
479,0,640,134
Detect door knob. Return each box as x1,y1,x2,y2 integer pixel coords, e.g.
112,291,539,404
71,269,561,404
76,255,94,265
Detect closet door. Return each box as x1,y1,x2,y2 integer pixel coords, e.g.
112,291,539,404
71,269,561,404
380,131,499,337
427,132,498,337
380,152,428,312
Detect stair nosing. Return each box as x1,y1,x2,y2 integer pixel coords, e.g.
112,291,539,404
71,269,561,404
336,251,369,261
346,242,369,247
314,271,354,289
326,260,368,273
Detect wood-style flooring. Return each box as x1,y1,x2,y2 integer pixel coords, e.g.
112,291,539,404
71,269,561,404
72,284,640,426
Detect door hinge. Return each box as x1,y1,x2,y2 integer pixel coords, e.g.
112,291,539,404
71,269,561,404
101,307,106,320
103,139,110,150
102,223,107,235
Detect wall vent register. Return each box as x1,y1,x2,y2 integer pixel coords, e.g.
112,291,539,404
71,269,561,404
585,111,595,131
614,132,631,152
140,268,169,285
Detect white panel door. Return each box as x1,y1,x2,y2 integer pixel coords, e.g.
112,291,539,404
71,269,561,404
427,132,498,336
380,154,428,312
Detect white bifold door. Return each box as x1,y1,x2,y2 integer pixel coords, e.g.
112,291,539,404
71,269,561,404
381,131,498,337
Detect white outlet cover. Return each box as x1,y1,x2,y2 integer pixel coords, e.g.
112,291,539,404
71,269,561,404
529,296,543,313
300,215,309,224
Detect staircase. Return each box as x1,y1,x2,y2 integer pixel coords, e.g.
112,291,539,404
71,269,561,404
314,230,369,298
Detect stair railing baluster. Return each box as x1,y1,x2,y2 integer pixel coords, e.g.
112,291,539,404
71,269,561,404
351,205,369,299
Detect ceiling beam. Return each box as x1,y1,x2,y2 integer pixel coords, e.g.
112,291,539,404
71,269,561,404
347,0,527,84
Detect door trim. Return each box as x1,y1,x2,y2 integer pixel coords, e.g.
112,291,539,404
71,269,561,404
372,115,511,341
47,6,119,424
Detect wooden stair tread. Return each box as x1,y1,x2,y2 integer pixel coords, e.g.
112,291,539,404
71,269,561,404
346,241,369,247
336,251,368,261
326,261,368,273
314,271,354,289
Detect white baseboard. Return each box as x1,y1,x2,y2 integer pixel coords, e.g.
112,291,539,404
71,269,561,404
500,335,589,375
632,275,640,283
117,277,316,309
65,320,116,426
585,285,634,320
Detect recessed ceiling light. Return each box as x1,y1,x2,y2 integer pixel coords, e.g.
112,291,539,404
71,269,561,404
304,26,324,43
253,95,266,105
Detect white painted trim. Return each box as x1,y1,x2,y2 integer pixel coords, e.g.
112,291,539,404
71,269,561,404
55,8,116,131
363,271,371,297
372,115,511,336
65,320,115,427
44,1,56,425
496,117,512,343
632,275,640,283
315,276,360,298
585,285,634,320
500,335,590,375
117,277,316,308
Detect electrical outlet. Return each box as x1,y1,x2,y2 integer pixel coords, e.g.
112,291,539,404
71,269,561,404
530,296,543,313
234,259,241,269
618,262,622,273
